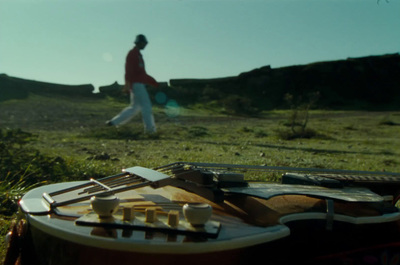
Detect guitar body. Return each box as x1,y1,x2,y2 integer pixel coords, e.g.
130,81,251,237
6,163,400,265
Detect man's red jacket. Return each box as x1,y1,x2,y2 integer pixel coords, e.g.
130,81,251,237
125,46,158,88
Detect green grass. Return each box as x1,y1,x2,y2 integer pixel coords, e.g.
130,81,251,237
2,95,400,173
1,94,400,262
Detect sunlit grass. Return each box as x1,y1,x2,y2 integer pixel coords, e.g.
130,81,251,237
1,95,400,261
0,171,45,215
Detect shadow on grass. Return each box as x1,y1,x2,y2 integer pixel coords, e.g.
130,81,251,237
82,126,144,140
191,139,395,157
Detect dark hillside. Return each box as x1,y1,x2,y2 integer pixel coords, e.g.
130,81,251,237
0,74,94,101
169,53,400,111
2,53,399,111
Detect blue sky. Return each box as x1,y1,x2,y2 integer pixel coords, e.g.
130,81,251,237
1,0,399,90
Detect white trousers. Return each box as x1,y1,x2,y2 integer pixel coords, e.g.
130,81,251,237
110,83,156,133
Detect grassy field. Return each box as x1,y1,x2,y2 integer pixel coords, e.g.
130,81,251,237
2,94,400,171
1,94,400,262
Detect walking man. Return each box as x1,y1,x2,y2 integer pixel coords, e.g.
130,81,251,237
107,34,159,133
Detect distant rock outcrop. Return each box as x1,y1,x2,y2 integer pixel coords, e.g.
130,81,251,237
99,81,123,97
169,53,400,110
0,74,94,101
2,53,400,110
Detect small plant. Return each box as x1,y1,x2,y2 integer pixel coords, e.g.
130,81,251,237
239,126,253,133
187,126,209,137
221,95,258,115
0,171,45,215
254,129,268,138
83,126,142,140
379,116,399,126
280,91,320,139
0,128,82,215
276,127,318,140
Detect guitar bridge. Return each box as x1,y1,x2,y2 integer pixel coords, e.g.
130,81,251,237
42,166,171,210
